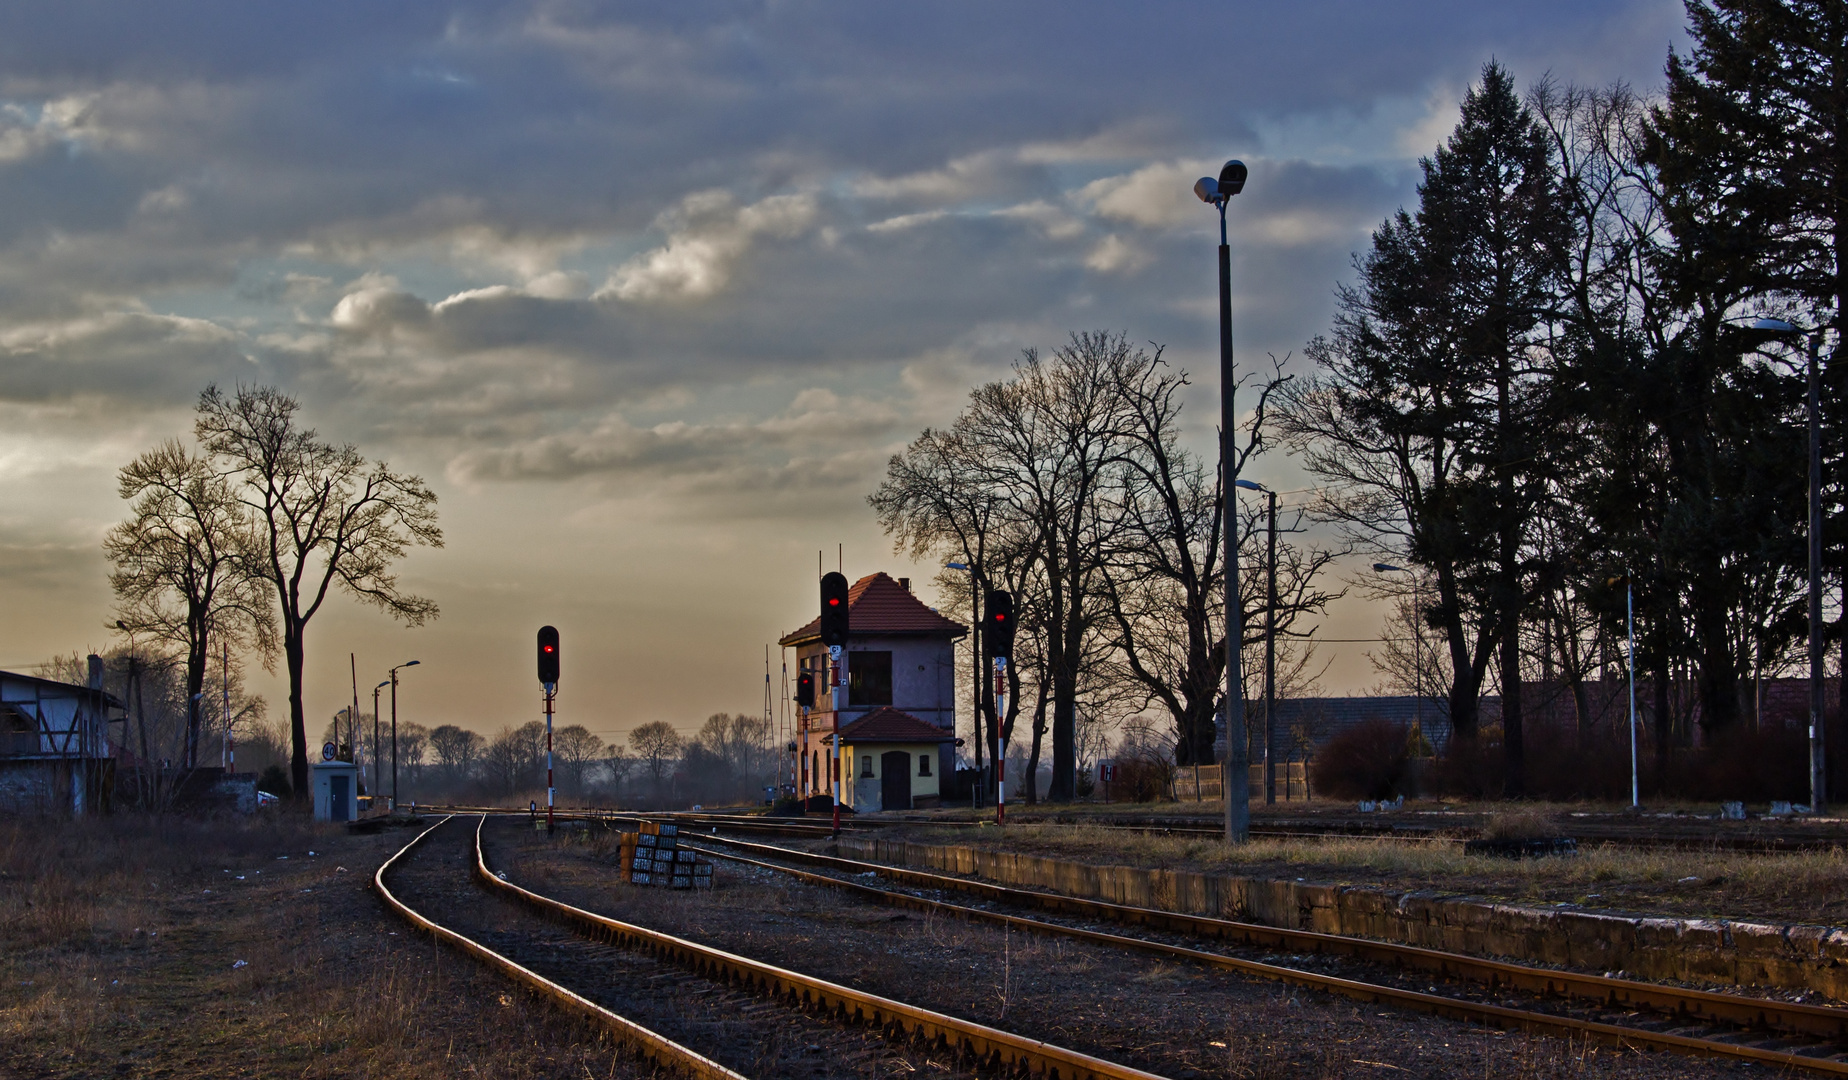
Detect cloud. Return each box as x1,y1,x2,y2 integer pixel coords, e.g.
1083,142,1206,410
1075,160,1213,231
597,191,818,303
0,311,253,404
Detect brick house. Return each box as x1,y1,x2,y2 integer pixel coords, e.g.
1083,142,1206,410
779,572,966,805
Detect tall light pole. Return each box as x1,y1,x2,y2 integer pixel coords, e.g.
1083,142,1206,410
372,679,388,799
389,660,420,810
1237,479,1278,803
1195,159,1250,843
1753,318,1827,812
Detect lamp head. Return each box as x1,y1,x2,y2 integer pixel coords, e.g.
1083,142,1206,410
1372,563,1406,573
1752,317,1799,334
1234,479,1264,492
1217,159,1248,196
376,680,390,690
1193,177,1221,204
404,660,421,667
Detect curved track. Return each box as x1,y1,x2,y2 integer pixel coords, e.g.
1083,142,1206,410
379,813,1178,1080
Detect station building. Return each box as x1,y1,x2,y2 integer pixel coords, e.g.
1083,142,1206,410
779,572,966,810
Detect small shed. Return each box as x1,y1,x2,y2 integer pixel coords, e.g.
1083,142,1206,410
311,760,360,822
838,707,956,812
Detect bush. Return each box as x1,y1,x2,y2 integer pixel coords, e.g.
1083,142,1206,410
1114,757,1173,802
1309,717,1414,801
257,765,291,799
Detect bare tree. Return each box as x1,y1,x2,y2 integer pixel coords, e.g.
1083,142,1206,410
429,724,486,789
105,439,274,769
553,724,604,797
629,721,684,790
195,385,443,798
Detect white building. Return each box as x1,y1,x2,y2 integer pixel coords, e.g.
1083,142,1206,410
0,662,122,815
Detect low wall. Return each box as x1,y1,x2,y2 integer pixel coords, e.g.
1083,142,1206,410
835,836,1848,1001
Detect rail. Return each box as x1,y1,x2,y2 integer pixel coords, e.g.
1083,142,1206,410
469,814,1175,1080
372,815,747,1080
691,832,1848,1073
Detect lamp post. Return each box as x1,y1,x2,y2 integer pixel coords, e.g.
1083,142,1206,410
389,660,420,810
1372,563,1425,742
1752,318,1826,813
373,679,388,800
1237,479,1278,804
1195,158,1250,843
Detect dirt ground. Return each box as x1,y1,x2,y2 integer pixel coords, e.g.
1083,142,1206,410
496,820,1769,1080
0,813,659,1080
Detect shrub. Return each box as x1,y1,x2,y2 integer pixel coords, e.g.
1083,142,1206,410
257,764,291,798
1309,717,1414,800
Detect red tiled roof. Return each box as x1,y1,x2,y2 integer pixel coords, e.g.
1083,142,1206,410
837,707,956,743
778,571,968,646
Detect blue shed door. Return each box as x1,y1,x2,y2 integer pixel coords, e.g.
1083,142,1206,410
331,775,350,822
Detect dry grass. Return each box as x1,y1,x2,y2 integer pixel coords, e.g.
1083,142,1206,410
906,823,1848,926
0,812,658,1079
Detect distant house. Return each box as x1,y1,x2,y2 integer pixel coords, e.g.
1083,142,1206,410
0,664,122,815
779,572,966,805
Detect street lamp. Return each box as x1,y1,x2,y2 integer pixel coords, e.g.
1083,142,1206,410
373,679,389,800
1751,317,1826,812
1371,563,1426,744
1195,158,1250,843
389,660,420,809
1236,479,1278,804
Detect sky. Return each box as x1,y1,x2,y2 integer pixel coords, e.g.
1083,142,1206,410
0,1,1690,750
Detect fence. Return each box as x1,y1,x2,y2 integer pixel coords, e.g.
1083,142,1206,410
1162,763,1309,803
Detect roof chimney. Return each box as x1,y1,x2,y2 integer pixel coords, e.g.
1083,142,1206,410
899,577,911,592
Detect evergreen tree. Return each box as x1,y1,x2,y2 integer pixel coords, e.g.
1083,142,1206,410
1283,63,1574,791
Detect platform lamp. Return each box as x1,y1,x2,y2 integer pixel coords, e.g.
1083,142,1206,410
373,679,389,800
1195,158,1250,844
945,560,989,805
1236,479,1278,804
1751,317,1826,813
389,661,420,809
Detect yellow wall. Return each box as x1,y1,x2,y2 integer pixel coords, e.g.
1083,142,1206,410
840,741,943,808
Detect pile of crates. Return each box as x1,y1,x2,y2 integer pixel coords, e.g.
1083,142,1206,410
618,820,714,888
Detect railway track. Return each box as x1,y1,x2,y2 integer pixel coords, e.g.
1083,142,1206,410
685,829,1848,1075
376,813,1174,1080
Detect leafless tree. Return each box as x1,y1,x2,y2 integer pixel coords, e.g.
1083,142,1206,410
195,384,443,798
105,439,274,769
629,721,684,789
553,723,604,797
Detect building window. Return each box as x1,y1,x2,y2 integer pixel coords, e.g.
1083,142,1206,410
861,755,873,778
918,754,931,777
848,651,892,707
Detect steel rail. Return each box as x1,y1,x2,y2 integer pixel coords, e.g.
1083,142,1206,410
372,815,748,1080
469,815,1174,1080
693,833,1848,1071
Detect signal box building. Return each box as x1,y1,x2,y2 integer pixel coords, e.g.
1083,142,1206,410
780,572,966,808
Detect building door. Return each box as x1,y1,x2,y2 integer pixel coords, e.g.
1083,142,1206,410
331,774,350,822
880,751,911,812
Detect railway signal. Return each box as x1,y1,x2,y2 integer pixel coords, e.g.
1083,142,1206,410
818,571,851,835
795,670,816,709
983,590,1014,659
819,572,850,647
536,625,559,831
984,590,1013,825
537,625,560,687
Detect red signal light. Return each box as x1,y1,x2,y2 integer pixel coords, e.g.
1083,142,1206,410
828,598,840,606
